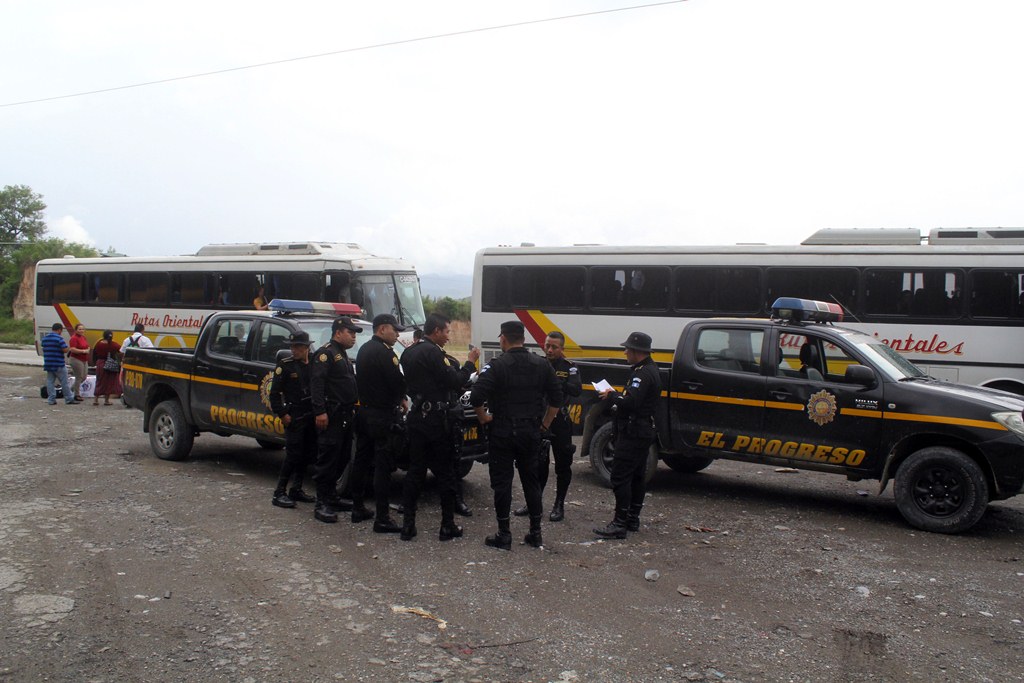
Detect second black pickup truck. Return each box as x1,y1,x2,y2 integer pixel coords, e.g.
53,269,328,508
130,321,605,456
122,300,485,476
574,298,1024,533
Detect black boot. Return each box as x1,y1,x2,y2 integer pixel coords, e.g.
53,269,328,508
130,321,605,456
593,508,629,539
272,489,296,509
400,514,417,541
288,487,315,504
626,503,643,532
439,522,464,541
549,498,565,522
373,516,402,534
314,497,338,523
485,517,512,550
351,501,374,523
524,516,543,548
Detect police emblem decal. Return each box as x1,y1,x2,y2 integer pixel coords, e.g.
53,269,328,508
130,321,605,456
806,389,837,426
319,353,327,362
259,371,275,410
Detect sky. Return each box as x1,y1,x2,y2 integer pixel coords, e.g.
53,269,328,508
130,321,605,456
3,0,1024,278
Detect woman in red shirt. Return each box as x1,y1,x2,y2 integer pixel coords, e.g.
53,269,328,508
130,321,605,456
92,330,122,406
67,323,90,401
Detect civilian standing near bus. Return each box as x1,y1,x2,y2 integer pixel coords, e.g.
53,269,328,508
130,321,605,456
310,316,361,523
350,314,407,533
67,323,90,402
513,331,582,522
269,331,317,508
91,330,122,406
41,323,75,406
123,323,154,349
593,331,662,539
471,320,562,550
399,313,479,542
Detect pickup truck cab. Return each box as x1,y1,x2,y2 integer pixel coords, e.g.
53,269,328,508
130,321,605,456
123,299,485,476
576,298,1024,533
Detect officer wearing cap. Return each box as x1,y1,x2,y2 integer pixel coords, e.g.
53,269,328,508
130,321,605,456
594,331,662,539
309,316,361,523
349,313,407,533
470,320,562,551
268,330,317,508
398,313,480,542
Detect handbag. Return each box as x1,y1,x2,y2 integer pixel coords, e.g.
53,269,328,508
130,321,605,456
103,356,121,373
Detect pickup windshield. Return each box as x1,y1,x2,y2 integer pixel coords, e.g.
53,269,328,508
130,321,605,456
847,333,928,381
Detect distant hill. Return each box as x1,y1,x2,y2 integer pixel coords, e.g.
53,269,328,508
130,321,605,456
418,272,472,299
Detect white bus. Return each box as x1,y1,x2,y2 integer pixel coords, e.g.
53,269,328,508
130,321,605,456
472,227,1024,394
34,241,426,350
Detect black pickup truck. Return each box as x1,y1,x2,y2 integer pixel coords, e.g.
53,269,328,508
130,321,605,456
122,300,485,476
575,298,1024,533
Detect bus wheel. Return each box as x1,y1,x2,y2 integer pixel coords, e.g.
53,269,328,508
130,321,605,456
588,422,658,488
149,400,195,461
256,439,283,450
662,453,714,474
894,447,989,534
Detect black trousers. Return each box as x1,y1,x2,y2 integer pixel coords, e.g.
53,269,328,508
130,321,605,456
536,414,573,501
352,407,401,518
314,407,354,502
276,416,316,492
488,423,542,522
609,433,654,512
401,416,457,524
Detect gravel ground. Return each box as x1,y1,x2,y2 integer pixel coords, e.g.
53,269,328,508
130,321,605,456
1,363,1022,682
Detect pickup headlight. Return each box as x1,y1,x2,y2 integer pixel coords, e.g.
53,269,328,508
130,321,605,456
992,412,1024,439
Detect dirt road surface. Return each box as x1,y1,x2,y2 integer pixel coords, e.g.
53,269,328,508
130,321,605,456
1,364,1022,682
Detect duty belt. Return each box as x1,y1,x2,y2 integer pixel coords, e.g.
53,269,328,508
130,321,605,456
416,400,450,412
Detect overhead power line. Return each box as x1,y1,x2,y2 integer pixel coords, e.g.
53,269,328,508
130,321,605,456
2,0,687,108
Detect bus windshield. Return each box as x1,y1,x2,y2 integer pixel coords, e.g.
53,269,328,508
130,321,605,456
355,273,426,328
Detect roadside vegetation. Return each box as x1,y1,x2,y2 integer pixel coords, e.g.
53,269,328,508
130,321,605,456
0,316,33,345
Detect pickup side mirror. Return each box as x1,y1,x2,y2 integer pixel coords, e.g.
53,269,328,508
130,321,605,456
845,364,876,387
275,349,293,363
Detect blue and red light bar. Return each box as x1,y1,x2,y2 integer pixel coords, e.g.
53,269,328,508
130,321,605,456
268,299,362,316
771,297,843,323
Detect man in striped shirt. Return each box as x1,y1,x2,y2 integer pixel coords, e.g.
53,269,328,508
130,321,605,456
40,323,75,406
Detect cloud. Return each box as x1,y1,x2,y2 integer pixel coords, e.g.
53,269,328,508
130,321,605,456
47,215,95,246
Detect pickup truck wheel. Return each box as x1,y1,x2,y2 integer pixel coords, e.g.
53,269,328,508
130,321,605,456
255,438,283,450
588,422,658,488
149,400,195,461
893,447,989,534
662,453,714,474
455,458,474,479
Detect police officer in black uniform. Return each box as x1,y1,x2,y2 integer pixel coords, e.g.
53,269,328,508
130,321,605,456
399,313,480,541
594,331,662,539
350,314,407,533
310,316,361,523
269,331,317,508
471,320,562,551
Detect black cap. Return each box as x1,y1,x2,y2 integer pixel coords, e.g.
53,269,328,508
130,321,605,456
332,316,362,334
620,331,653,353
499,320,525,337
287,330,311,345
372,313,406,332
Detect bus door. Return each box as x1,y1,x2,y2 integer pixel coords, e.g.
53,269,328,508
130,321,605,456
673,326,767,456
191,317,254,433
765,330,884,472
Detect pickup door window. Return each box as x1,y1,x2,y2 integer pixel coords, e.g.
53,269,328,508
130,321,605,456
765,331,883,472
675,326,767,452
191,318,254,433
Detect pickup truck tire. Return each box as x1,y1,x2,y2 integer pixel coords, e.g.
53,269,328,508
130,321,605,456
149,400,195,461
662,453,714,474
455,458,474,479
589,422,658,488
256,439,284,450
893,447,989,534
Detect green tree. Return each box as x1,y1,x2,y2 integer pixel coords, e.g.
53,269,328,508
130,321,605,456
0,185,47,258
422,295,471,321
